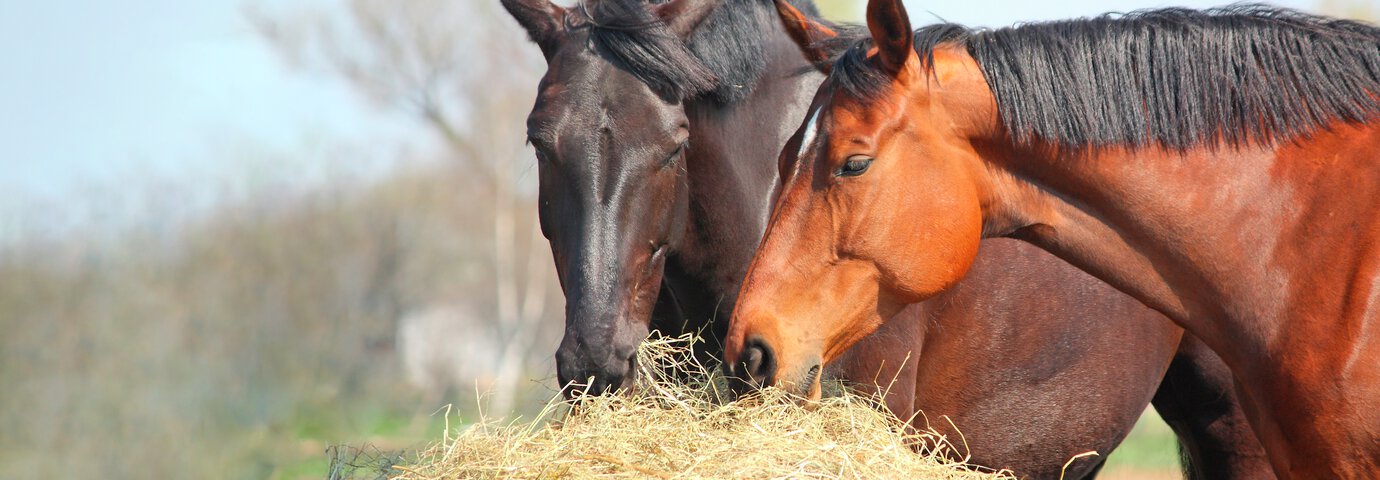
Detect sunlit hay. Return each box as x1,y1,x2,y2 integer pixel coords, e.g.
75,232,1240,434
395,334,1013,479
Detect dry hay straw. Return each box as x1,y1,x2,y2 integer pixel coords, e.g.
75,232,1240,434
394,335,1014,479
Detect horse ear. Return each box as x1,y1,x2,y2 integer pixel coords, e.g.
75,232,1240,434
500,0,567,58
866,0,915,77
773,0,838,74
650,0,723,39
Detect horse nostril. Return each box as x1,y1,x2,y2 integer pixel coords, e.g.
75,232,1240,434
743,348,763,378
738,339,776,385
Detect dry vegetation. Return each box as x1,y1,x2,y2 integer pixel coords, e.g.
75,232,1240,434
0,159,564,479
396,336,1013,480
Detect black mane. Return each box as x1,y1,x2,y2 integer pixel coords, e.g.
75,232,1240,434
831,5,1380,150
584,0,821,104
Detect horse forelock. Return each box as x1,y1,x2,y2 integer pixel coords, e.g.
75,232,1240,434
582,0,822,104
579,0,717,100
828,4,1380,151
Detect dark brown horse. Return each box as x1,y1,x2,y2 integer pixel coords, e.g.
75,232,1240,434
501,0,1268,477
726,0,1380,477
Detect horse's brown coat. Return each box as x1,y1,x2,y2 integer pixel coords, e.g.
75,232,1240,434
506,0,1272,477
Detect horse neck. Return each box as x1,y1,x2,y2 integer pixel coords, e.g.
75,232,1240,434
664,14,822,319
978,125,1380,365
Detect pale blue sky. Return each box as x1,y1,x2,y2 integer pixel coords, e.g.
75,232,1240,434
0,0,1345,222
0,1,406,206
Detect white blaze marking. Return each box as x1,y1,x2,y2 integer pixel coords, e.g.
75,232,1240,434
798,107,822,158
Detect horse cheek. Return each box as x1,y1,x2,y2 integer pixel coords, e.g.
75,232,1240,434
882,168,983,303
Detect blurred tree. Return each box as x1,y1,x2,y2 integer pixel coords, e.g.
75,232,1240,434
249,0,555,415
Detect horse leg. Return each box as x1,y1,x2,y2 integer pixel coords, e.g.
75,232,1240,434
1151,334,1272,479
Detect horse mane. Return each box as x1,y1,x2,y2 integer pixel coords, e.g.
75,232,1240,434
831,5,1380,150
583,0,821,104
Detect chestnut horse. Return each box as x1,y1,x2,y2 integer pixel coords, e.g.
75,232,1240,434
726,1,1380,477
502,0,1267,477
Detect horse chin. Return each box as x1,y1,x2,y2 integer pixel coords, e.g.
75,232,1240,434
619,355,639,391
792,363,825,404
806,375,823,403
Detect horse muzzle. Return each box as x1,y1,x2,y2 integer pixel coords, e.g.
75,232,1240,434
555,335,640,399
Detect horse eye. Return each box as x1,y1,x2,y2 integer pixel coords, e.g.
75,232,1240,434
662,143,686,167
532,145,553,164
838,155,874,177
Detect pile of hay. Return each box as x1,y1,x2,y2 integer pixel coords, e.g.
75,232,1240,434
394,335,1012,479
